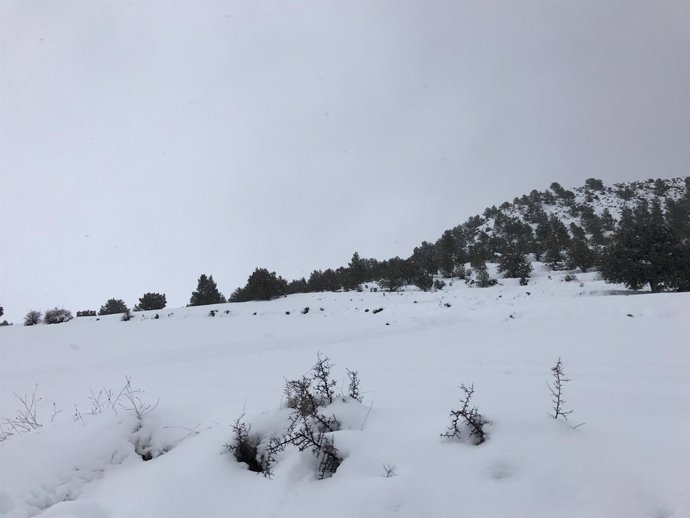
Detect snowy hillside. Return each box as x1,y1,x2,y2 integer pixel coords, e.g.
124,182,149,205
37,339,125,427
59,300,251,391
475,177,688,235
1,265,689,518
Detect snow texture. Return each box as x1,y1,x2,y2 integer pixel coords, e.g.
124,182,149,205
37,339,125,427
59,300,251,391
1,266,689,518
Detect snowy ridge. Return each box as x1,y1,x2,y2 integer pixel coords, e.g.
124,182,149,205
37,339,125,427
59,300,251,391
1,265,689,518
470,177,687,237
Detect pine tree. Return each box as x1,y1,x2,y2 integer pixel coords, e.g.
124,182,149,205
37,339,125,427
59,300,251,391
344,252,367,291
229,268,287,302
436,230,457,278
99,299,129,315
497,250,532,284
567,239,596,273
411,241,439,275
134,292,167,311
600,223,690,292
189,275,226,306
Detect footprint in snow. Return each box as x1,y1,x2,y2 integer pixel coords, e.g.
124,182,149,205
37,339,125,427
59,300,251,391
488,460,517,480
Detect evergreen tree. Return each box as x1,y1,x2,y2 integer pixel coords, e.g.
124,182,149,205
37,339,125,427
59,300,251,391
411,241,438,275
567,239,596,273
344,252,367,291
585,178,605,191
286,278,308,295
633,199,651,225
665,197,690,240
134,292,167,311
650,199,665,227
189,275,226,306
0,306,3,318
436,230,457,277
618,206,635,232
229,268,287,302
379,257,407,291
601,208,615,232
653,178,669,196
99,299,129,315
412,269,434,291
600,223,690,292
497,250,532,285
569,223,587,241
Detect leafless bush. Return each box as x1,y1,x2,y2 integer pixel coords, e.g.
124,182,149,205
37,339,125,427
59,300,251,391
312,353,336,405
230,354,362,479
346,369,362,402
441,384,488,445
549,358,573,421
87,386,120,415
119,376,159,420
0,384,42,440
285,410,342,479
227,415,263,473
382,463,397,478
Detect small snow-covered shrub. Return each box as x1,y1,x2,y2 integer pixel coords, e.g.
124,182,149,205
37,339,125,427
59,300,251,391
121,309,132,321
44,307,73,324
475,268,498,288
466,267,498,288
434,279,446,290
76,309,97,317
454,265,467,279
228,354,365,479
24,310,41,326
441,384,488,445
228,416,263,473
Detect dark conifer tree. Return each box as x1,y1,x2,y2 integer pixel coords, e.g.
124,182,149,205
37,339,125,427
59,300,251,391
411,241,439,275
497,249,532,284
286,278,308,295
99,299,129,315
567,239,597,273
189,274,226,306
134,292,167,311
600,223,690,292
229,268,287,302
436,230,457,277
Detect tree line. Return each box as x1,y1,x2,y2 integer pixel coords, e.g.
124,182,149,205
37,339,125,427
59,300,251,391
2,177,688,326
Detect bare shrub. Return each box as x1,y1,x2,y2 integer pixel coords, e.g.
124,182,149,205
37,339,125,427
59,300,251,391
382,463,397,478
441,384,488,445
230,354,363,479
0,385,42,440
549,358,573,421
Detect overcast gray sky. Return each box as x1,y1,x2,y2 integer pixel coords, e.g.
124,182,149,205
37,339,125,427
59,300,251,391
1,1,689,322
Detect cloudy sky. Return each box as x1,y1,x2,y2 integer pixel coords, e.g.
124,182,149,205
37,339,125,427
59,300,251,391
1,1,689,321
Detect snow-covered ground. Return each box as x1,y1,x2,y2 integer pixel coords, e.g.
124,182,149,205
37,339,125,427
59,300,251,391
1,265,689,518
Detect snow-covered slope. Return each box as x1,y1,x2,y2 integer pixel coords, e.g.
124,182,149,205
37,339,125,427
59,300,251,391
1,266,689,518
457,176,688,241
